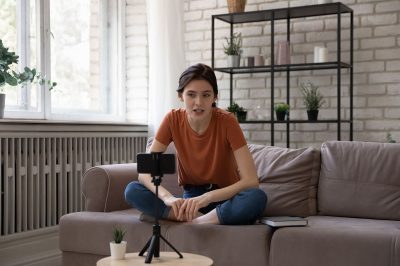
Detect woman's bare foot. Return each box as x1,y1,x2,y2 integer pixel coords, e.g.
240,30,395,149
190,209,220,224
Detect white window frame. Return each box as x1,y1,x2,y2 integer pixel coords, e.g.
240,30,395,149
4,0,126,122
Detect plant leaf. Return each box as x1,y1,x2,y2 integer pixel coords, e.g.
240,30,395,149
4,72,18,86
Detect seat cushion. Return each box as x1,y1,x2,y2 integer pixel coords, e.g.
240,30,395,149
318,141,400,220
248,144,320,217
270,216,400,266
165,223,272,266
60,210,273,266
59,209,174,255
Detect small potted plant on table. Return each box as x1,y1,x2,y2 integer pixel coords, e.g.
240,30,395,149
227,102,247,122
223,32,242,68
300,82,325,121
110,226,127,260
274,102,290,121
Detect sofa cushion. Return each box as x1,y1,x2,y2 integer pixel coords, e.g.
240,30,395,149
59,209,173,256
248,144,320,217
318,141,400,220
165,223,272,266
270,216,400,266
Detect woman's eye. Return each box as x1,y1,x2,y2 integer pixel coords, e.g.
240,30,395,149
187,93,195,98
203,94,211,97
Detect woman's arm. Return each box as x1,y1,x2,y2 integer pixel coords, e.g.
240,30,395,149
138,139,185,220
208,144,259,201
178,144,259,221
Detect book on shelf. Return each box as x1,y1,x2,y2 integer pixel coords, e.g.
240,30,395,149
259,216,308,227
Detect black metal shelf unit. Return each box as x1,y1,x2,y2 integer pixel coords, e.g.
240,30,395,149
211,2,354,147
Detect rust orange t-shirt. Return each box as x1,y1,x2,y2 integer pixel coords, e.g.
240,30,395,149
155,108,247,188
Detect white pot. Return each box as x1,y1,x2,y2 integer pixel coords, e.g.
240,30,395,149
227,55,240,68
110,241,127,260
0,93,5,119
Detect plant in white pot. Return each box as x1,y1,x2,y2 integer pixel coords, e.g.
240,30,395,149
110,226,127,260
0,39,56,118
223,32,242,68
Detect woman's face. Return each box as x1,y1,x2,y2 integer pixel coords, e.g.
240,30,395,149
180,79,216,122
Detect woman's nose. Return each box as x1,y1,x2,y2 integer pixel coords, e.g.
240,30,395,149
195,96,202,105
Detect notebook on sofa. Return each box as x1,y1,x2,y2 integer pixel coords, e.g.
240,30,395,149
260,216,308,227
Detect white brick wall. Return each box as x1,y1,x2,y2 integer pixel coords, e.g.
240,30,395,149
182,0,400,147
124,0,400,146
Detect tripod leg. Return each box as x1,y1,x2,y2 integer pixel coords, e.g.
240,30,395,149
154,235,160,258
139,237,152,256
160,235,183,258
145,235,157,263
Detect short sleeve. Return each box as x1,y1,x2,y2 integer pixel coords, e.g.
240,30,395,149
155,112,173,146
226,114,247,151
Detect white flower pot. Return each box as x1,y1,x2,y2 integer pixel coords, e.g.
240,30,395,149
110,241,127,260
227,55,240,68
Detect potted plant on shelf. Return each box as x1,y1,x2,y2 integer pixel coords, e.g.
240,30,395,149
227,102,247,122
227,0,247,13
274,102,290,121
0,39,56,118
223,32,242,68
110,226,127,260
300,82,325,121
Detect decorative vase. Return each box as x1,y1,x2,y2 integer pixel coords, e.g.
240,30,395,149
227,0,246,13
275,111,286,121
227,55,240,68
307,110,319,121
0,93,5,119
276,41,290,65
110,241,127,260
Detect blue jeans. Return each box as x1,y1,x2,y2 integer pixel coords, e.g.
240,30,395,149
124,181,267,225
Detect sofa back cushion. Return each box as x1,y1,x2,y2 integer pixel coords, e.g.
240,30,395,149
318,141,400,220
249,144,320,217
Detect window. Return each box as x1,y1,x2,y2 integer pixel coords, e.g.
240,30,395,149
2,0,125,121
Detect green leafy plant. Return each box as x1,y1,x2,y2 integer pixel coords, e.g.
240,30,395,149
223,32,242,56
227,102,247,122
227,102,245,113
300,82,325,111
386,133,396,143
112,227,126,244
274,102,290,113
0,39,56,93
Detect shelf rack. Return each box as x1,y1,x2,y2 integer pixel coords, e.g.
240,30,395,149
211,2,354,147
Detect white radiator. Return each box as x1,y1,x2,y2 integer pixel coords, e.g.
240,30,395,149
0,130,147,237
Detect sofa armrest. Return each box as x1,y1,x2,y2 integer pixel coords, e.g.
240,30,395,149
82,163,138,212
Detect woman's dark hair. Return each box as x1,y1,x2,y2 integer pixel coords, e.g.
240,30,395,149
177,63,218,107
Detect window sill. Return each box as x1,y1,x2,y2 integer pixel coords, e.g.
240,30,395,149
0,118,148,133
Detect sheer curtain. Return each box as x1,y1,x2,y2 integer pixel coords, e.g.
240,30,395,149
147,0,186,136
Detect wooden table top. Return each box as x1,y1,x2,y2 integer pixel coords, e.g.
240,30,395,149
97,252,213,266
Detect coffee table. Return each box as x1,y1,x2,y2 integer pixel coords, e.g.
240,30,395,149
97,252,213,266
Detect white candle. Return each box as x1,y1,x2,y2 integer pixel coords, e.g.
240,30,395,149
318,47,328,62
314,47,321,63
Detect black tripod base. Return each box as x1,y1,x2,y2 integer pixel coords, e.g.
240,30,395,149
139,224,183,263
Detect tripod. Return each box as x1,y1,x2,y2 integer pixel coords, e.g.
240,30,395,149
138,154,183,263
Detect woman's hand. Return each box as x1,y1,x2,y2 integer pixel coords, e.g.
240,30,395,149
178,193,212,221
163,196,186,221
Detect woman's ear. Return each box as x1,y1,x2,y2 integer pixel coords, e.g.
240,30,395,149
178,93,183,102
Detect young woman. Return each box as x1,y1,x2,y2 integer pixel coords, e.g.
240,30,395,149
125,63,267,225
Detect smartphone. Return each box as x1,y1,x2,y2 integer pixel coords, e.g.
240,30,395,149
137,153,176,175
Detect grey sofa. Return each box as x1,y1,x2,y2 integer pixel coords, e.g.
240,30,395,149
59,140,400,266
